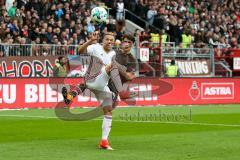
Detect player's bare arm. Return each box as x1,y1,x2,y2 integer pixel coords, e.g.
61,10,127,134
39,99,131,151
78,31,99,54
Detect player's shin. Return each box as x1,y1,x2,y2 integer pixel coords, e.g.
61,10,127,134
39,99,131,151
102,107,112,140
102,114,112,140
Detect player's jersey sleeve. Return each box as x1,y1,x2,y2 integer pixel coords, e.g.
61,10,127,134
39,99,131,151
86,44,98,56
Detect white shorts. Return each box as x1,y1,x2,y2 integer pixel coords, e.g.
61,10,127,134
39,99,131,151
91,87,113,107
86,67,113,107
86,67,110,91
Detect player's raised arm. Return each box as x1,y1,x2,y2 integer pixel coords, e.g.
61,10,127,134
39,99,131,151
78,31,99,54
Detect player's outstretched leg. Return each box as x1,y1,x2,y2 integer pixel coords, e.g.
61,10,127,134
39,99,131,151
109,65,136,100
62,83,86,105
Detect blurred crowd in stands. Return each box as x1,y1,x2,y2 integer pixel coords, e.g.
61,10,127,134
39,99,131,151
112,0,240,50
0,0,122,56
0,0,239,57
0,0,116,56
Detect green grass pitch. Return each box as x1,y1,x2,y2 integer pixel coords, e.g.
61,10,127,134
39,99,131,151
0,104,240,160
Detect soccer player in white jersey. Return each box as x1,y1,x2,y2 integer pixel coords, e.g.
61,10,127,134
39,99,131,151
62,31,136,150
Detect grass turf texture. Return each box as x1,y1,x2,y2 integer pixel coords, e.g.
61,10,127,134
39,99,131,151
0,105,240,160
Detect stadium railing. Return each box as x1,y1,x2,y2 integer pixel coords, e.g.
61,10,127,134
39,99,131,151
136,35,216,77
214,48,240,77
0,44,79,56
1,43,239,77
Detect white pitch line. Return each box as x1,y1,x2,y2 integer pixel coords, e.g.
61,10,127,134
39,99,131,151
0,114,240,127
0,115,56,119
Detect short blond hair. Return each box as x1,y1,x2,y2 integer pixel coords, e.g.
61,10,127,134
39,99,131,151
104,32,116,37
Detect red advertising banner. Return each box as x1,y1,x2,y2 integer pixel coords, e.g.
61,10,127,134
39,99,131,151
0,78,239,109
0,56,89,77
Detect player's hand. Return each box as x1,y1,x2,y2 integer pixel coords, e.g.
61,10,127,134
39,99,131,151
105,64,112,74
90,31,99,43
125,72,135,80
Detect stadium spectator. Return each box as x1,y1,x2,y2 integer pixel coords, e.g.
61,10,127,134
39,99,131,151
165,59,181,77
121,0,240,49
116,0,124,21
53,56,69,77
161,29,168,46
181,29,193,48
5,0,14,12
147,5,157,25
149,28,160,47
7,1,17,17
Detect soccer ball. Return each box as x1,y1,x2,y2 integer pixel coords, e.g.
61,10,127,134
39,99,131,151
91,7,108,24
